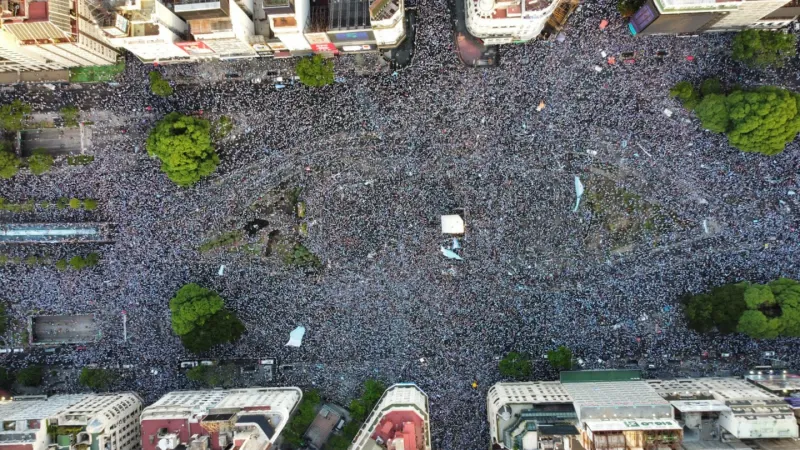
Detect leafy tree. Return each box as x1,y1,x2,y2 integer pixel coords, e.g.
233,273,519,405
295,55,334,87
0,100,31,132
708,282,749,334
546,346,573,370
27,150,54,175
69,198,81,209
85,253,100,266
83,199,97,211
326,435,351,450
684,293,714,333
724,87,800,155
169,284,244,353
498,351,532,379
670,81,700,110
732,30,796,68
700,78,723,96
146,113,219,186
0,367,12,390
617,0,645,17
744,284,775,310
283,389,321,448
695,94,729,133
149,71,174,97
69,255,86,270
16,366,43,387
55,259,68,271
0,147,20,179
349,379,386,422
737,310,780,339
60,105,79,127
78,367,116,391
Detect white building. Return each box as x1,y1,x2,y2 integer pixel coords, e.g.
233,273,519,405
369,0,405,48
0,393,143,450
350,383,431,450
175,0,257,59
0,0,119,69
0,28,63,72
139,387,302,450
267,0,311,52
464,0,561,45
101,0,193,64
629,0,800,35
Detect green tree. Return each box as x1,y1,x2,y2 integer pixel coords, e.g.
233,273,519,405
326,435,351,450
0,367,12,390
685,293,714,333
498,351,532,379
708,282,749,334
55,259,68,271
0,100,31,132
146,113,219,186
60,105,80,127
349,379,386,422
85,253,100,266
732,30,796,68
169,284,244,353
617,0,645,17
83,199,98,211
283,389,321,448
27,149,54,175
78,367,116,391
547,346,573,370
737,310,780,339
744,284,775,310
700,78,723,96
16,366,43,387
0,146,20,179
295,55,334,87
69,198,81,209
69,255,86,270
724,87,800,155
670,81,700,110
0,302,7,335
695,93,729,133
149,71,174,97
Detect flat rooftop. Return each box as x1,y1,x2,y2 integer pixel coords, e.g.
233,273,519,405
0,223,114,244
30,314,99,345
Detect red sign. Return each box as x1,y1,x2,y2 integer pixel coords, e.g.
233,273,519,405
312,43,338,54
176,41,214,56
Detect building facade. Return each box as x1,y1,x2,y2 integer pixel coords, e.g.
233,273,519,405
0,0,119,71
0,393,143,450
488,371,800,450
350,383,432,450
629,0,799,35
174,0,256,60
101,0,193,64
464,0,562,45
139,387,302,450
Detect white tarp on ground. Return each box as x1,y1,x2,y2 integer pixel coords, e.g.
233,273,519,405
441,215,465,234
286,326,306,347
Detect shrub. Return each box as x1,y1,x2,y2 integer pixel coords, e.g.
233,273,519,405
83,199,97,211
69,255,86,270
149,71,174,97
0,147,20,179
69,198,81,209
55,259,68,271
85,253,100,266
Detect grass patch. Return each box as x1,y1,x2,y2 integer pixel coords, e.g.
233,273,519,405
69,61,125,83
199,231,243,253
280,242,321,268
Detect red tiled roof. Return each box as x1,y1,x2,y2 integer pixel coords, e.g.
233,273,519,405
370,411,425,450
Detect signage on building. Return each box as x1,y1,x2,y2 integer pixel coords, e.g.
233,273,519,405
341,44,375,52
329,30,375,44
311,43,338,54
176,41,214,55
267,41,288,51
305,33,332,45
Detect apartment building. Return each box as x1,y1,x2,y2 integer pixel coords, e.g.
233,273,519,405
0,393,143,450
350,383,432,450
174,0,256,59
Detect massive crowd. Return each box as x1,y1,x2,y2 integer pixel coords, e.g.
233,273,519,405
1,0,800,447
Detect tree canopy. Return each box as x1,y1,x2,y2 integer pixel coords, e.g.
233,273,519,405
16,366,43,387
732,30,796,69
0,100,30,132
79,368,116,391
282,389,321,448
149,71,174,97
146,113,219,186
694,86,800,155
669,81,700,110
295,55,334,87
546,346,573,370
350,379,386,422
27,149,54,175
169,283,244,353
617,0,645,17
498,351,532,379
0,146,20,179
684,278,800,339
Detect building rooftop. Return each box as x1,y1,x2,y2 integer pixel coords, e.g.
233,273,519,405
647,378,779,401
304,405,341,450
351,384,431,450
563,381,672,421
744,373,800,395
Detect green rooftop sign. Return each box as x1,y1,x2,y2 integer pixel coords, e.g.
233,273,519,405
560,369,642,383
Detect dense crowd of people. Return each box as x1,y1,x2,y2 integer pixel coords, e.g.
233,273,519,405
1,0,799,447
